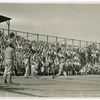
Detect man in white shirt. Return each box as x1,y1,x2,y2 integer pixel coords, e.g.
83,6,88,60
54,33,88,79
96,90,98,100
4,43,15,83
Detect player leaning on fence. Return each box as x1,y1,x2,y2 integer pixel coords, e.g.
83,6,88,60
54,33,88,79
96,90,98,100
3,42,15,83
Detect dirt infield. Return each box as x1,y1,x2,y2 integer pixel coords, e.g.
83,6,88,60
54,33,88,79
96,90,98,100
0,75,100,97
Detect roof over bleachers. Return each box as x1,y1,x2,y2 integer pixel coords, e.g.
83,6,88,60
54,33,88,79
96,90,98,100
0,15,11,23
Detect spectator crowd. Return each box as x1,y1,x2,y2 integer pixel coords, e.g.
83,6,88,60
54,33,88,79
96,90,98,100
0,30,100,77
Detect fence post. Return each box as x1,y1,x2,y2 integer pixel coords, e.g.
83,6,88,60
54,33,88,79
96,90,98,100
36,34,39,50
86,41,88,47
27,33,29,42
65,38,67,51
56,37,58,43
15,31,17,46
99,43,100,50
2,29,4,35
72,39,74,47
37,34,39,42
2,29,4,39
79,40,81,48
6,20,10,35
56,37,58,52
47,35,48,43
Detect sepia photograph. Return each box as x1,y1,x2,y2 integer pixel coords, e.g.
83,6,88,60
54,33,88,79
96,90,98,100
0,3,100,97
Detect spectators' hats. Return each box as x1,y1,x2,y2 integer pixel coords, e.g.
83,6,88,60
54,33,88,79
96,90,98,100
9,32,15,38
8,42,15,48
57,48,61,53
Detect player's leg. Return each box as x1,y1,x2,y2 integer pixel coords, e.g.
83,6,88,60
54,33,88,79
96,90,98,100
57,66,62,76
9,74,12,83
4,74,7,83
3,66,8,83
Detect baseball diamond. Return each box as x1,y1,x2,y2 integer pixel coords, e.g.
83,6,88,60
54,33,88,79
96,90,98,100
0,75,100,97
0,4,100,97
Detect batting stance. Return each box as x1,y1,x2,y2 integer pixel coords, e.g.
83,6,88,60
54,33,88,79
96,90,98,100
3,43,15,83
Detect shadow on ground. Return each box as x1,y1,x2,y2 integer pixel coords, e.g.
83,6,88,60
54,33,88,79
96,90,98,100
0,83,44,97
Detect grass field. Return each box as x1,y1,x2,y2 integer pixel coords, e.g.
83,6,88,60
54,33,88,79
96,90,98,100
0,75,100,97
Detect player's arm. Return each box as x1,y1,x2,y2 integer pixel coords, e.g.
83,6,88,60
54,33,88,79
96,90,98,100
11,49,16,61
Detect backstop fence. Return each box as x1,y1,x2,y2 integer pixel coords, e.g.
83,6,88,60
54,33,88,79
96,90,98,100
0,27,100,50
